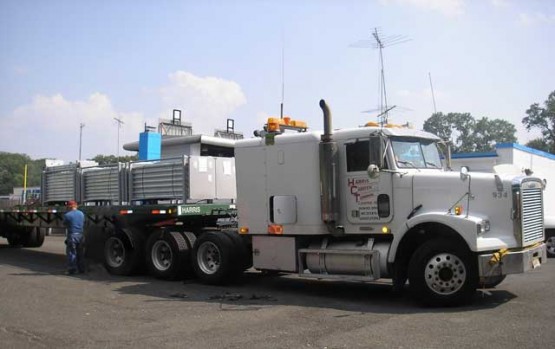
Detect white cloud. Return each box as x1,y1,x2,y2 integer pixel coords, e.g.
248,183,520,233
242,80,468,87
0,93,149,161
518,12,555,26
381,0,465,17
490,0,510,8
158,71,247,135
13,65,29,76
0,71,247,161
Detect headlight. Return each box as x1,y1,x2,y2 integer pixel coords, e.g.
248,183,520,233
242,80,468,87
477,219,491,235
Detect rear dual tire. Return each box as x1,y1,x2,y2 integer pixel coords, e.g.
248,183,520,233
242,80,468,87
192,231,249,285
103,229,145,276
7,227,45,248
146,231,192,280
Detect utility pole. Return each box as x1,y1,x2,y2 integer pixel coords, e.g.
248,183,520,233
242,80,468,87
79,123,85,160
113,117,125,158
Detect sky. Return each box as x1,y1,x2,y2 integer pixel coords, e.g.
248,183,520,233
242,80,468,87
0,0,554,161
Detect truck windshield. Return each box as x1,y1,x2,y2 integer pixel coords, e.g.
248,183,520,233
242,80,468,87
391,137,442,169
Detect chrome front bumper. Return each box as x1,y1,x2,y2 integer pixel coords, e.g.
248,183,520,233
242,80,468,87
478,243,547,277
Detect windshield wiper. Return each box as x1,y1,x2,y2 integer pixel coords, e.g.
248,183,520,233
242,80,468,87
425,161,439,168
397,160,417,168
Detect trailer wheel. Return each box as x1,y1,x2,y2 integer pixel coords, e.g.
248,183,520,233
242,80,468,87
103,229,145,276
7,234,24,247
6,226,33,247
192,232,237,284
23,227,45,248
146,231,190,280
479,275,506,288
546,230,555,258
408,238,478,307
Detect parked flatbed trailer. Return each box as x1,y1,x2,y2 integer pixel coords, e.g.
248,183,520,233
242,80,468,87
0,202,249,281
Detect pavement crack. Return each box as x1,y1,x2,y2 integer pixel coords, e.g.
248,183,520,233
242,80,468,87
0,326,47,347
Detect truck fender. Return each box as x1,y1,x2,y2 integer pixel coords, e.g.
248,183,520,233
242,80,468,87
388,212,480,264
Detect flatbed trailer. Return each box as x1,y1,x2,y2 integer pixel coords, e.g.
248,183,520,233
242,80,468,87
0,202,250,280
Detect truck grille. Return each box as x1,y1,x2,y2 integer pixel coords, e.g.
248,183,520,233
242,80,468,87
521,187,543,245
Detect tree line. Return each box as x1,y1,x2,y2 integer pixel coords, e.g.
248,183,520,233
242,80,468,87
423,90,555,153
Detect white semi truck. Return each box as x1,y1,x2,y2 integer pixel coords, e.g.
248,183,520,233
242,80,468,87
0,99,547,306
234,100,546,306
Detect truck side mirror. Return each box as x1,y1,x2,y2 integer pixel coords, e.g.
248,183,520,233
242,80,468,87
369,135,384,169
367,164,380,179
460,166,470,181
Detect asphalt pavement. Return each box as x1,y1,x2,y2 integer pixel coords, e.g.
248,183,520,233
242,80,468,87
0,236,553,349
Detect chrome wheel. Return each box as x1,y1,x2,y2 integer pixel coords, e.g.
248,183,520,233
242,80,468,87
197,241,220,275
151,240,173,271
105,236,125,268
424,253,466,296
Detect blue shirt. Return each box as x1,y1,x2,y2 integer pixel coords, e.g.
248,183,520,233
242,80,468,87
64,209,85,235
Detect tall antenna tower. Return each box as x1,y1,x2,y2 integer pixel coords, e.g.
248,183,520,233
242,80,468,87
351,27,410,126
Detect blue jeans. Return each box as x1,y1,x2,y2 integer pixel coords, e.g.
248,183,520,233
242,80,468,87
66,234,85,273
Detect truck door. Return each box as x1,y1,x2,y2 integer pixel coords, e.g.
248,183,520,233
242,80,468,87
343,139,394,227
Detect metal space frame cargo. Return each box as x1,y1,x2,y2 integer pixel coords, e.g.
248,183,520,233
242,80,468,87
0,100,548,306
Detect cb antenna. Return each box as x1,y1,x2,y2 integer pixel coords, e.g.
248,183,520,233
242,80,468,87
280,31,285,119
351,27,410,126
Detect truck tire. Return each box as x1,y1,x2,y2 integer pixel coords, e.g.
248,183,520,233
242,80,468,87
103,229,145,276
192,231,237,285
408,238,478,307
479,275,506,288
23,227,45,248
546,230,555,258
180,232,197,278
6,227,33,247
7,234,24,247
222,230,252,271
146,231,190,280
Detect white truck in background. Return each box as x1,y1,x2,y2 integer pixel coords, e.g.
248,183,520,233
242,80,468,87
234,100,547,306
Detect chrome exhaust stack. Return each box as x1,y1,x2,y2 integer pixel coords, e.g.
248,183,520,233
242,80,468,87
319,99,341,234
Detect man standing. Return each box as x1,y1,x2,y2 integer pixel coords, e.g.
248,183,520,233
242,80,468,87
63,200,85,274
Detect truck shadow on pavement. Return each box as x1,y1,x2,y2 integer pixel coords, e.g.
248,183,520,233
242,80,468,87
117,272,518,315
0,244,517,314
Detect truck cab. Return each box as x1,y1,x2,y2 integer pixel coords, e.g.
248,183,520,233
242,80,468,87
235,100,547,306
